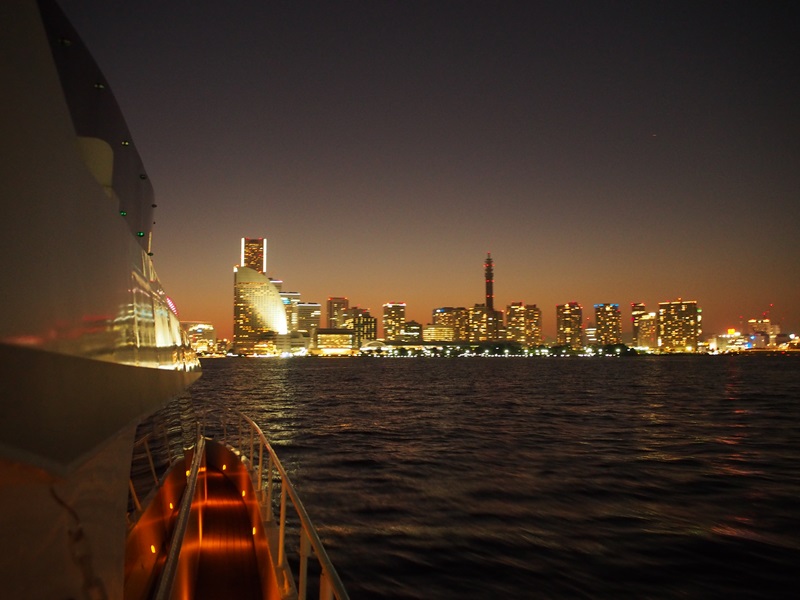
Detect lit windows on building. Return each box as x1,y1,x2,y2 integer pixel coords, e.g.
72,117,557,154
342,307,377,348
297,302,321,334
233,266,288,355
182,322,216,354
327,297,349,328
556,302,583,349
403,320,422,342
631,303,647,347
432,307,469,341
382,302,406,341
468,304,501,342
241,237,267,273
594,303,622,345
637,313,657,349
506,302,543,346
657,300,701,352
423,324,455,342
314,329,354,356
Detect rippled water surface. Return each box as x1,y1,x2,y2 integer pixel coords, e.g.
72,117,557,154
173,356,800,599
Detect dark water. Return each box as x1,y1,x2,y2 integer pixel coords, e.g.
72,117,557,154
174,356,800,599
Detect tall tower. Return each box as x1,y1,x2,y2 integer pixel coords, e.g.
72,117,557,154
241,237,267,274
484,253,494,311
594,303,622,345
382,302,406,341
556,302,583,350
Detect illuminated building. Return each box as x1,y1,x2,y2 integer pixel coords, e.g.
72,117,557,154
637,313,657,349
233,266,288,354
280,290,301,331
297,302,321,334
327,297,349,328
594,303,622,345
432,307,469,341
657,300,701,352
423,324,455,342
748,318,778,346
631,303,647,346
382,302,406,341
314,329,354,356
556,302,583,349
241,237,267,273
468,304,501,342
506,302,543,346
403,320,422,342
342,307,377,348
182,321,216,354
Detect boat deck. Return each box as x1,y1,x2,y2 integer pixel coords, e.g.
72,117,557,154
195,468,262,599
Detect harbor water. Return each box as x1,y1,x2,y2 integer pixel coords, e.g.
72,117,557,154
168,355,800,599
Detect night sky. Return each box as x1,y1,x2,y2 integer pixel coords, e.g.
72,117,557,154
57,1,799,341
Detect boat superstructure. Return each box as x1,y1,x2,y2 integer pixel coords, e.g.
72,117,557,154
0,1,346,598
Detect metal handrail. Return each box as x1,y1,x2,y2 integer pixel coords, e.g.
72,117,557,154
152,435,205,600
204,407,350,600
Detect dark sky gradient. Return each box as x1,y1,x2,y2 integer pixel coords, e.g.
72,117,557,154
58,1,800,341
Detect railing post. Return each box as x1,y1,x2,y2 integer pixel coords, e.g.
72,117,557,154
299,529,310,600
266,456,274,522
278,485,287,566
319,570,334,600
249,423,255,466
257,442,264,496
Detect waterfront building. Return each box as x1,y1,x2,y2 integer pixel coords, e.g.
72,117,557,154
468,304,501,342
241,237,267,273
182,321,216,354
631,302,647,346
403,320,423,342
594,303,622,345
297,302,321,334
432,307,469,341
556,302,583,349
584,325,597,346
748,318,779,346
233,265,288,355
637,313,657,349
506,302,543,346
423,324,455,342
327,297,349,328
280,290,301,332
314,328,354,356
342,307,377,348
658,299,701,352
382,302,406,341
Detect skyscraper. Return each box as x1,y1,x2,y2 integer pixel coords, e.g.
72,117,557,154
506,303,543,346
594,303,622,345
432,307,469,341
296,302,321,334
241,237,267,273
631,303,647,347
658,299,701,352
382,302,406,341
556,302,583,350
327,297,349,328
233,266,288,355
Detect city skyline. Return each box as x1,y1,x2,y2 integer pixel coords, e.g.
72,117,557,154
57,1,800,340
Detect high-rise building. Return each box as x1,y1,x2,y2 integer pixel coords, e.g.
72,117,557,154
637,313,657,349
403,320,422,342
468,304,501,342
182,322,216,354
556,302,583,349
233,266,288,355
241,237,267,273
423,324,455,342
327,297,349,328
382,302,406,341
280,290,301,332
631,303,647,347
658,299,701,352
297,302,321,334
506,302,543,346
594,303,622,345
432,307,469,341
342,307,377,348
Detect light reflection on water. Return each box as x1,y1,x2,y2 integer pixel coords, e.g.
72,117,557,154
165,355,800,599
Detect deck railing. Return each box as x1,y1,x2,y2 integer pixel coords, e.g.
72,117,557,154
199,406,350,600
